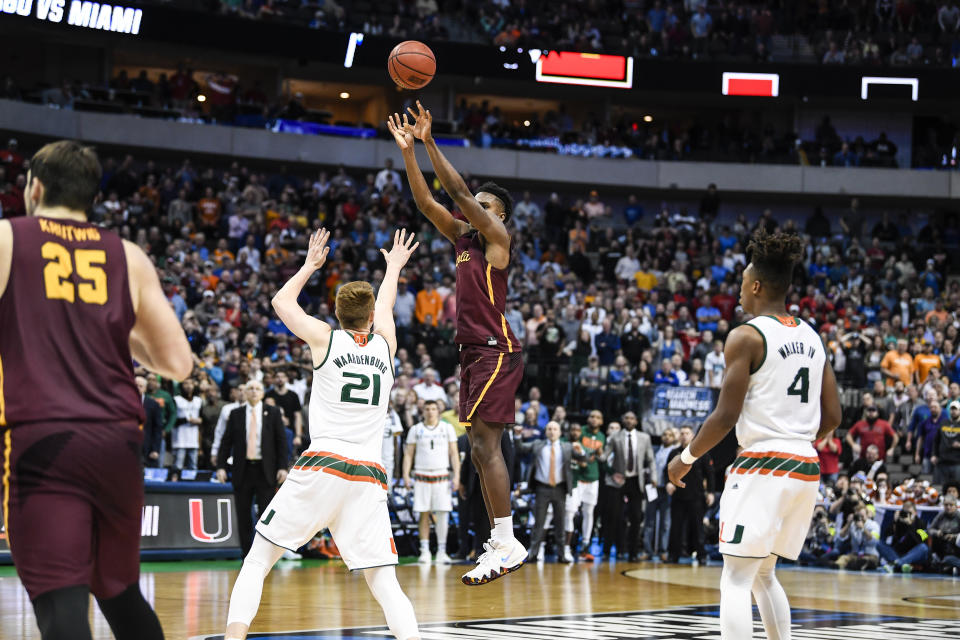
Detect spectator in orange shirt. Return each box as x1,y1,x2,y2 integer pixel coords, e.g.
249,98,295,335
416,277,443,326
881,338,916,386
925,299,949,328
265,242,289,267
915,341,942,384
197,186,222,233
212,238,235,265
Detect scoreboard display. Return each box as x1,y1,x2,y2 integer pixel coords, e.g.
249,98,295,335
535,51,634,89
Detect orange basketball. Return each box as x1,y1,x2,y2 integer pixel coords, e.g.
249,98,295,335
388,40,436,90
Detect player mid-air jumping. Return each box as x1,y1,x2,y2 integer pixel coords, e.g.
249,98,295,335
388,102,526,585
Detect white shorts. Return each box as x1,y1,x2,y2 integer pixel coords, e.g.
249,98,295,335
413,471,453,513
256,445,397,570
565,479,599,513
718,441,820,561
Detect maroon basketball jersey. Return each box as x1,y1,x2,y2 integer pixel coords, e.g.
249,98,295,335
454,230,520,353
0,217,143,426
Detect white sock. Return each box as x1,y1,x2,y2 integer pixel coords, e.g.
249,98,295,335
492,516,514,544
719,554,764,640
436,512,449,553
752,555,791,640
226,534,284,628
420,539,430,552
364,565,420,640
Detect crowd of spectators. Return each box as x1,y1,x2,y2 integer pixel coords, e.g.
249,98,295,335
203,0,960,67
2,134,959,570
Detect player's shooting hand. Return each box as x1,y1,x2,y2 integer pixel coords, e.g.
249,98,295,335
667,457,690,488
386,113,414,151
305,228,330,271
404,101,433,142
380,228,420,269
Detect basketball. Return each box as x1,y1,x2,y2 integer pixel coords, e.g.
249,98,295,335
388,40,436,90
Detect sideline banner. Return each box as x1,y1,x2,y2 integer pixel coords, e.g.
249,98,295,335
642,385,719,436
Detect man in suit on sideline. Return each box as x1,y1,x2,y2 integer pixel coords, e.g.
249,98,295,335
215,380,289,555
136,375,165,468
601,411,656,561
520,421,583,563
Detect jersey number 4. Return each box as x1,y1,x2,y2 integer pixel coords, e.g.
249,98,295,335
41,241,108,305
787,367,809,403
341,372,382,405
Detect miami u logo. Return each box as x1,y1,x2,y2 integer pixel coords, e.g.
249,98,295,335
188,498,234,543
719,522,744,544
456,251,471,265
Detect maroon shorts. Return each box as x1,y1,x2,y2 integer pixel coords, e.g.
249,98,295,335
458,346,524,427
2,420,144,601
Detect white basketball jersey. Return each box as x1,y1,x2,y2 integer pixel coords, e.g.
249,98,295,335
408,421,457,472
735,316,825,449
310,330,395,457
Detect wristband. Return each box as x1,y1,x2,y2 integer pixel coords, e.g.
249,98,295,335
680,446,698,465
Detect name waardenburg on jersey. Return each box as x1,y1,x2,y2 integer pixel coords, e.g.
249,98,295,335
332,353,389,374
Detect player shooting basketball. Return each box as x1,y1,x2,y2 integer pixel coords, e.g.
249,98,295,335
388,102,527,585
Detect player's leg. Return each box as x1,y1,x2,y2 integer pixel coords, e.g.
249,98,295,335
580,499,596,557
417,511,432,563
91,423,164,640
751,555,791,640
363,566,420,640
6,425,100,640
468,431,494,527
433,474,453,563
469,417,511,533
224,533,285,640
33,586,94,640
719,554,764,639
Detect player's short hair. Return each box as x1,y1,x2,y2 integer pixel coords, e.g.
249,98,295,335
746,227,804,299
335,281,376,330
476,181,513,222
29,140,102,212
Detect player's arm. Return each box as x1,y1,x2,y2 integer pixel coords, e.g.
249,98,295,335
373,229,420,359
668,325,759,487
123,240,193,381
271,229,333,361
405,103,510,259
817,359,842,439
0,220,11,299
386,113,467,244
402,441,416,486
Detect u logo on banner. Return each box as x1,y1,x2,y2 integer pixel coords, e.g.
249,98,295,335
188,498,233,543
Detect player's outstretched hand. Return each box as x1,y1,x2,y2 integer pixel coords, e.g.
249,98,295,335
404,100,433,142
667,456,690,489
380,229,419,269
305,228,330,271
387,113,414,151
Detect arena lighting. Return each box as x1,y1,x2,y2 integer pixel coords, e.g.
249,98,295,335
643,115,653,122
339,92,350,99
196,94,206,102
343,32,363,68
535,51,633,89
861,76,919,101
0,0,143,34
721,72,780,97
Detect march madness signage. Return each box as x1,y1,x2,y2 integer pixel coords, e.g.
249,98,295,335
642,385,718,436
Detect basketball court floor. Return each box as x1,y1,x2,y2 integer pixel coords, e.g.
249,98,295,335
1,559,958,639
